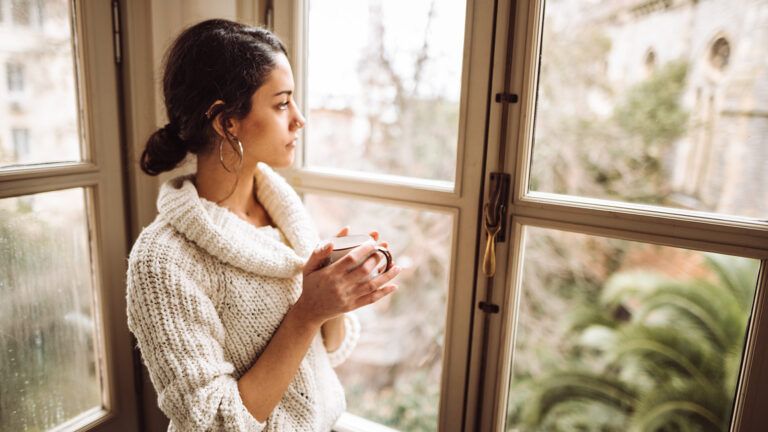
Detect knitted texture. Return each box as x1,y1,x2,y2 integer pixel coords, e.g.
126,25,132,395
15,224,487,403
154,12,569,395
127,162,359,432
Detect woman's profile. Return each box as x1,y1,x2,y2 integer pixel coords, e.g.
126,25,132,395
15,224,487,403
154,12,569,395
126,19,401,431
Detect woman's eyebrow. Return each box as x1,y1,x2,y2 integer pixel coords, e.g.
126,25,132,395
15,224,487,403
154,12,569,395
273,90,293,97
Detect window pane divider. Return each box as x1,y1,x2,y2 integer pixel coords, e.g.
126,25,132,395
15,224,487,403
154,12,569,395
0,161,98,182
523,192,768,230
48,407,109,432
286,166,454,191
0,167,100,199
510,198,768,257
285,167,461,209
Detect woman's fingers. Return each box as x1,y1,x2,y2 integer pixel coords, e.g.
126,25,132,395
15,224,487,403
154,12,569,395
352,284,398,309
335,226,350,237
349,251,382,278
350,265,401,298
330,241,377,272
368,230,379,241
303,241,333,276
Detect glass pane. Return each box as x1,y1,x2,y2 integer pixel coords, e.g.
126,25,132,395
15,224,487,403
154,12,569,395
304,194,453,431
0,188,102,430
506,226,760,431
0,0,81,168
305,0,466,184
529,0,768,220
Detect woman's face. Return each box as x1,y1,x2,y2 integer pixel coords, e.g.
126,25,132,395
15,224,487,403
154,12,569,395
230,53,305,168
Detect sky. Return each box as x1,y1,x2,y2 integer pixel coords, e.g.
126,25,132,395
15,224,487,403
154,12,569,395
306,0,467,109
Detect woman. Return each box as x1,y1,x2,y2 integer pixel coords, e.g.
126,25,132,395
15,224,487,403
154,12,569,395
127,19,401,431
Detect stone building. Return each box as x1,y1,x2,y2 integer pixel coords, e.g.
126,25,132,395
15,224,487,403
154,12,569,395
594,0,768,218
0,0,79,168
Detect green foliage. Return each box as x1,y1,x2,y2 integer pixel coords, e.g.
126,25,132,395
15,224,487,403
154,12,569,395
520,370,637,426
509,255,759,431
614,61,690,146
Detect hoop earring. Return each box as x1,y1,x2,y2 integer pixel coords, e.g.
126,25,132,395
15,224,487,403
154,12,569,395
219,136,244,173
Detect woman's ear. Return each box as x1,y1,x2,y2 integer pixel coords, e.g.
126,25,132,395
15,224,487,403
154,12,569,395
207,100,239,139
211,112,240,140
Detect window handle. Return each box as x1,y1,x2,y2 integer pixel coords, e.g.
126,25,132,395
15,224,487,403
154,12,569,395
482,172,510,277
483,215,501,276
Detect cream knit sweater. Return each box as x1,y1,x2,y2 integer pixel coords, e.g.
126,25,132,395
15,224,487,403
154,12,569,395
126,162,360,431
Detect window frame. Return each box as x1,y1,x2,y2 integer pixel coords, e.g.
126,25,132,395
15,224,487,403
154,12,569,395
272,0,499,430
477,0,768,431
0,1,139,431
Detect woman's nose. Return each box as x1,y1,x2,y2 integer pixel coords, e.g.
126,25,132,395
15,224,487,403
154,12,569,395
293,111,306,130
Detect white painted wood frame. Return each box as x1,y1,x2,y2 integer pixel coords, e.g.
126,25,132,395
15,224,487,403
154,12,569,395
0,1,140,430
272,0,499,430
479,1,768,431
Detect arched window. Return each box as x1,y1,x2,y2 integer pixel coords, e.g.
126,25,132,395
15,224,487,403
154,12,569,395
644,48,656,76
709,37,730,70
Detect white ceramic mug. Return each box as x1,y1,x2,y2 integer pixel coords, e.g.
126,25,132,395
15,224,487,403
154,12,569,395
322,234,393,275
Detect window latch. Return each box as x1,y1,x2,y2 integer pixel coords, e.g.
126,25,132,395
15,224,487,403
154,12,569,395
482,172,510,277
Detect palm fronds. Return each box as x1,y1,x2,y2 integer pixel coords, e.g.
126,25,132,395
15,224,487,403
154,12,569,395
510,254,759,431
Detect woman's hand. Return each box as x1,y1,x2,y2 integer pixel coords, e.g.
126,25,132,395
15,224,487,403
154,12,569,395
295,227,400,327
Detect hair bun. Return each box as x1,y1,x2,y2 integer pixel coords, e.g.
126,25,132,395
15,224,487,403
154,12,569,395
139,123,188,176
162,122,180,136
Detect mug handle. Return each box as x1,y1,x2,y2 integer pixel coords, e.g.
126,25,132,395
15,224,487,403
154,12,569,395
375,247,393,274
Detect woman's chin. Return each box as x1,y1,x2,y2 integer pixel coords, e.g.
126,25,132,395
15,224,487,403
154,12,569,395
273,154,295,169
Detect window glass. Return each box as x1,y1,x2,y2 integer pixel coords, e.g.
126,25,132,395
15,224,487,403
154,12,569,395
506,226,759,431
0,188,102,431
529,0,768,220
305,0,467,185
12,127,30,160
1,0,81,169
304,193,453,431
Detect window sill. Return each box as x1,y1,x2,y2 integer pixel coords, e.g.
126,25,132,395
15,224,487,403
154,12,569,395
333,412,400,432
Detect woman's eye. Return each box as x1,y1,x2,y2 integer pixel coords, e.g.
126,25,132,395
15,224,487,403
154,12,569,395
278,101,290,110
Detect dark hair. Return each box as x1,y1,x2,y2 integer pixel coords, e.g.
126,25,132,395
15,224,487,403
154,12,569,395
140,19,287,176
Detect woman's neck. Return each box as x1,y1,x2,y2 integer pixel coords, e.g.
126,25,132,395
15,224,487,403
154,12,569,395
195,153,272,226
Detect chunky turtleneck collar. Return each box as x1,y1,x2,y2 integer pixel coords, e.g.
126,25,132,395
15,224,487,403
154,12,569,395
156,162,320,278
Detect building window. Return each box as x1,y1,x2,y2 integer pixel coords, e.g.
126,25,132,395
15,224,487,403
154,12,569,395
12,128,30,159
12,0,31,26
6,63,24,93
644,48,656,76
709,37,730,70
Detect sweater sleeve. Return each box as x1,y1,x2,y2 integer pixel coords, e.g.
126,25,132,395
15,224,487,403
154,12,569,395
325,313,360,367
126,254,265,431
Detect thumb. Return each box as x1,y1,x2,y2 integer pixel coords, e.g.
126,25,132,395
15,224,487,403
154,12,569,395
304,241,332,275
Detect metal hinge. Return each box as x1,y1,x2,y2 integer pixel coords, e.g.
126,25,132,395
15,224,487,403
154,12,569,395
478,301,500,314
495,92,519,103
111,0,122,64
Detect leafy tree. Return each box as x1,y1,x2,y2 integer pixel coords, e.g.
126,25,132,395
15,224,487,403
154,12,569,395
615,61,690,147
508,254,758,431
